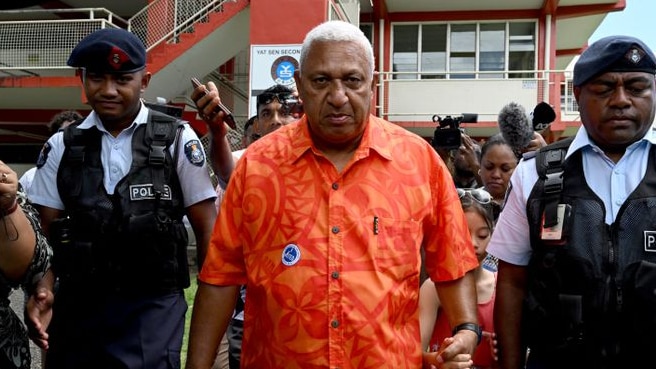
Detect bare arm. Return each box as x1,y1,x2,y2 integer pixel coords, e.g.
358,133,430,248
434,270,479,356
435,270,478,334
25,204,61,349
495,260,528,369
185,283,238,369
0,211,36,281
419,279,441,350
0,165,36,281
36,205,62,238
186,198,217,269
422,271,478,368
191,80,235,185
460,134,482,186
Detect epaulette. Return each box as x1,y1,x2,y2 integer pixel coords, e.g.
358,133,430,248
522,150,537,161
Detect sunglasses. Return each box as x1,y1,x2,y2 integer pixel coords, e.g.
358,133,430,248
257,92,295,107
257,92,304,116
456,188,492,204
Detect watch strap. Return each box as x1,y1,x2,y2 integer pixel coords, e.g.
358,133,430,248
452,322,482,345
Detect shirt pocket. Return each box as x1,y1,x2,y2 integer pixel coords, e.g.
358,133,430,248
373,217,422,281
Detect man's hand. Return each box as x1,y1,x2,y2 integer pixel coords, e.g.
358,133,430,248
522,132,547,153
458,133,480,174
191,80,231,136
25,271,55,350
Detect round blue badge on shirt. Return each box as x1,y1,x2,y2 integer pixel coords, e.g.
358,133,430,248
281,243,301,266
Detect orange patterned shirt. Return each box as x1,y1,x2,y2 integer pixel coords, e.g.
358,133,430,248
200,115,478,368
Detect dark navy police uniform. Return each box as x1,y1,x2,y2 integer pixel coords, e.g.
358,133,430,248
29,28,215,369
488,36,656,369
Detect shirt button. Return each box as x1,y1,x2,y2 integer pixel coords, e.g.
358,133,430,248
331,319,339,328
331,271,339,279
331,226,340,234
332,183,339,190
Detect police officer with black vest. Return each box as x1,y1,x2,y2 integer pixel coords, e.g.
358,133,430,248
488,35,656,369
26,28,217,369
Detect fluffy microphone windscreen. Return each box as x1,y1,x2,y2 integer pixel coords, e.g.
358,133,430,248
498,102,533,159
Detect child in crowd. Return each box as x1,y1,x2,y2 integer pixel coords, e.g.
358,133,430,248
420,187,498,369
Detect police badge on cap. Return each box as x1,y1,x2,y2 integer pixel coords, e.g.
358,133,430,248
573,35,656,86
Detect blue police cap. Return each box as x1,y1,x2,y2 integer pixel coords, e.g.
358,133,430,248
573,35,656,86
67,28,146,73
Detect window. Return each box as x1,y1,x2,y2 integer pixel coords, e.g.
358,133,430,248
360,23,373,46
421,25,447,79
561,81,579,113
393,25,418,79
479,23,505,78
509,22,536,78
391,21,536,80
450,24,476,79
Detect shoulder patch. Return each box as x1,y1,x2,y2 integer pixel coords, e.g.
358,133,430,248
36,142,51,168
184,139,205,167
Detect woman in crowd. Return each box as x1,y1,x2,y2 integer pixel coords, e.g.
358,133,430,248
478,134,517,221
0,161,53,369
419,187,498,369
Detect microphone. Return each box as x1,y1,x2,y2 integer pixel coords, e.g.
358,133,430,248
497,102,533,159
531,101,556,131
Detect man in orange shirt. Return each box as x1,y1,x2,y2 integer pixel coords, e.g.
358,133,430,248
186,20,480,369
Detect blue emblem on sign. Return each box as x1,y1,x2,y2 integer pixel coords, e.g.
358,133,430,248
184,139,205,167
281,243,301,266
36,142,51,168
271,56,299,86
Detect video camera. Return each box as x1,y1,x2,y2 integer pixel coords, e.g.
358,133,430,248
431,113,478,150
281,97,303,118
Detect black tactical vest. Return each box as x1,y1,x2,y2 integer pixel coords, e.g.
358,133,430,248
53,110,190,296
524,140,656,368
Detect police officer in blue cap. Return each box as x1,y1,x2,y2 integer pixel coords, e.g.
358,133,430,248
487,35,656,369
26,28,217,369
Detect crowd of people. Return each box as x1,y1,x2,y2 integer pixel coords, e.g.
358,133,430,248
1,19,655,369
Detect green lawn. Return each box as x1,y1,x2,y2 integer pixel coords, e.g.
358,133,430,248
182,274,198,367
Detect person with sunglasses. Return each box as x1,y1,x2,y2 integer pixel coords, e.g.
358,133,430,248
252,84,303,140
419,188,498,369
193,83,301,191
186,20,479,369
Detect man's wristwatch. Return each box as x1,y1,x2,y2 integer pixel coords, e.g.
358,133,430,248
452,322,482,345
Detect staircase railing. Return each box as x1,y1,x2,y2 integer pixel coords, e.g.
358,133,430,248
0,1,239,72
128,0,238,51
0,8,126,71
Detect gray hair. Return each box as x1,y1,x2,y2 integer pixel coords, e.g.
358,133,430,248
300,20,375,76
